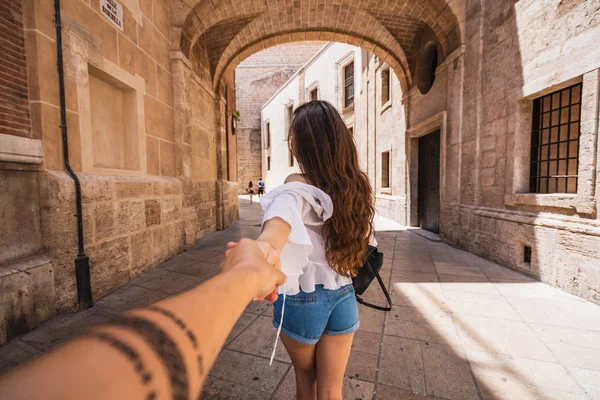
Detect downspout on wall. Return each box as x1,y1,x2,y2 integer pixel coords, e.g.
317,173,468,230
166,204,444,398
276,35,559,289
54,0,93,309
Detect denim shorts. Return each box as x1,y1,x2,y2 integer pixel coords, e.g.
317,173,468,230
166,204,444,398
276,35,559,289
272,284,360,345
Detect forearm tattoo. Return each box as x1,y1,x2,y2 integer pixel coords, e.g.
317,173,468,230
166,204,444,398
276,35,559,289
147,305,204,376
107,316,190,400
88,331,157,400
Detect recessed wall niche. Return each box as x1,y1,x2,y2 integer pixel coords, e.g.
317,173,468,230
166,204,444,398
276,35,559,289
89,67,138,170
79,60,146,174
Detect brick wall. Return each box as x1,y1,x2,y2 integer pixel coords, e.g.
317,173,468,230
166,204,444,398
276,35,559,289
235,42,324,190
0,0,31,138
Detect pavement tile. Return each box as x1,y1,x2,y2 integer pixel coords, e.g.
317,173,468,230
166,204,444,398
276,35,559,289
209,349,288,393
390,282,450,311
94,284,168,314
434,263,486,277
376,385,436,399
200,376,271,399
438,274,501,295
227,316,290,362
495,281,579,300
476,374,589,400
173,262,220,281
567,367,600,399
506,296,600,331
422,342,479,399
226,312,259,345
392,259,437,273
442,290,522,321
133,271,203,294
378,336,426,394
358,304,384,333
347,331,380,382
20,310,117,352
272,367,373,400
0,340,42,375
390,270,438,283
245,301,271,315
467,349,584,395
455,314,556,362
543,341,600,371
157,255,200,272
531,323,600,350
386,316,461,347
128,268,170,286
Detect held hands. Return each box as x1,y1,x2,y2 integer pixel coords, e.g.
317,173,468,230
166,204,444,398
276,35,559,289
221,239,285,302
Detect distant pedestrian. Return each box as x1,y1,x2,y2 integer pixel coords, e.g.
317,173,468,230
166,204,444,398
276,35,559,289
247,181,255,204
257,178,265,197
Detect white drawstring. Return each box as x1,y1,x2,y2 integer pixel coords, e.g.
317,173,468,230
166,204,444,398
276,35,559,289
269,283,286,366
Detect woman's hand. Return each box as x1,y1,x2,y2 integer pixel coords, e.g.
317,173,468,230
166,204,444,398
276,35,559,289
221,239,285,302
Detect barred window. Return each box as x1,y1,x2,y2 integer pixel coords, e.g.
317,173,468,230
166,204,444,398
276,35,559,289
289,148,294,167
530,83,582,194
310,87,318,101
381,68,391,105
343,62,354,108
267,156,271,171
382,151,390,189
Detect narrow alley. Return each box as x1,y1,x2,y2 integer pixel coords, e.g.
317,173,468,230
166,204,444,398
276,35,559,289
2,200,598,399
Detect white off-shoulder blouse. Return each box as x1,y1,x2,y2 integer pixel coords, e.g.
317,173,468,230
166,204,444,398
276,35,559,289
260,181,353,296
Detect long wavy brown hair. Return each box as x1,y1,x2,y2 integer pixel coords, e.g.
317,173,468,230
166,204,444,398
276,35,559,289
289,100,375,277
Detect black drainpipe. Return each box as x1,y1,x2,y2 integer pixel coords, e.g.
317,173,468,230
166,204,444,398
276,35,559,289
54,0,93,309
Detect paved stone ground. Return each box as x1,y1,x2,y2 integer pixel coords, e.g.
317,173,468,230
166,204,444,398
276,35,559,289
1,201,600,399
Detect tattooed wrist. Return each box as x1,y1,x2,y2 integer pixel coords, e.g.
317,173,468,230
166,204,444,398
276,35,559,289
107,315,190,400
87,331,157,400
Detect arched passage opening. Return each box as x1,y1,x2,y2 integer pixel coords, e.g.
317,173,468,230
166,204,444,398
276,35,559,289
169,0,463,234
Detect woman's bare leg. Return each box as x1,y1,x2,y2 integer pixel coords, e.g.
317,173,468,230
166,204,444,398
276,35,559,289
281,333,317,400
249,193,253,204
315,333,354,400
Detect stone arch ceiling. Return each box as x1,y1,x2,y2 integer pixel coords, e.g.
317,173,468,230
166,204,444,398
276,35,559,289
175,0,461,88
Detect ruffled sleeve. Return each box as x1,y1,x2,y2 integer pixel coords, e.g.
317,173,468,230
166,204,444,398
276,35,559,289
261,190,313,294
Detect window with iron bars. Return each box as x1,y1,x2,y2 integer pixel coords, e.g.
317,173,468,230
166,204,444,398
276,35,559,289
529,83,582,194
343,62,354,108
310,87,318,101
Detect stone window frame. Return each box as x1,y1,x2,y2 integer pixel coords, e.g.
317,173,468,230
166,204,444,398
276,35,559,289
306,81,319,101
406,112,447,227
506,70,598,215
77,58,147,175
379,65,392,113
335,52,356,114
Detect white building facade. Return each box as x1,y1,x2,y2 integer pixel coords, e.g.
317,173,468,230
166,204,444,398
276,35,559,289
261,43,366,189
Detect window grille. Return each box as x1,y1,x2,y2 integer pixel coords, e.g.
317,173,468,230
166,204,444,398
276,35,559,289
529,83,582,194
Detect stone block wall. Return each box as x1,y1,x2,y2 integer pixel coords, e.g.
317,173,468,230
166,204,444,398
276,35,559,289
37,172,218,312
0,0,240,344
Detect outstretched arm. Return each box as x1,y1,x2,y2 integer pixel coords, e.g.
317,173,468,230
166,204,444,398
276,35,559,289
0,239,285,400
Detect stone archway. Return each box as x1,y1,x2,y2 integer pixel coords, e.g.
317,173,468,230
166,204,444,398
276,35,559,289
168,0,464,233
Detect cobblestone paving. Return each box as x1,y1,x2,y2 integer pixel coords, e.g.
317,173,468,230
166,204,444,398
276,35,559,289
1,201,600,399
